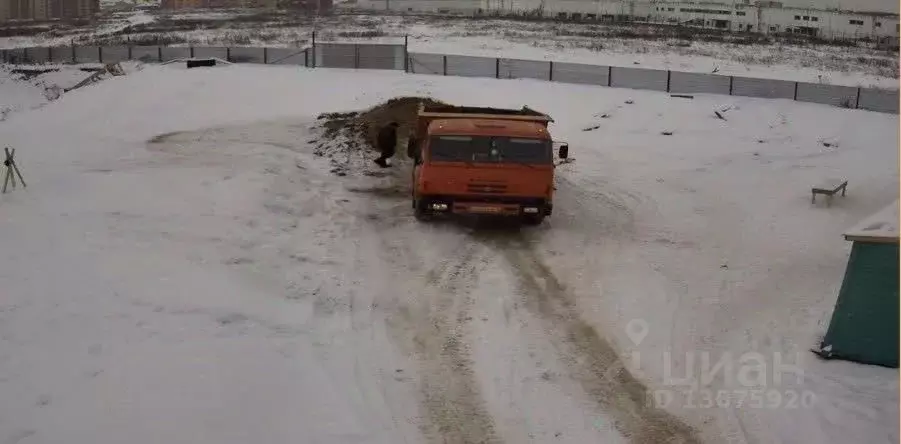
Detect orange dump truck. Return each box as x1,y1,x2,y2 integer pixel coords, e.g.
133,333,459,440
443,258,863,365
407,104,569,225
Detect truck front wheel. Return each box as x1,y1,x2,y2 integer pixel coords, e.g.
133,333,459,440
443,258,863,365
522,214,545,226
414,199,431,221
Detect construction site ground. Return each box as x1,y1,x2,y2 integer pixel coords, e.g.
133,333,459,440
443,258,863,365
0,63,897,444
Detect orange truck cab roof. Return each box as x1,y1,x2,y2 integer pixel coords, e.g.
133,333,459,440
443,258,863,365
428,118,551,139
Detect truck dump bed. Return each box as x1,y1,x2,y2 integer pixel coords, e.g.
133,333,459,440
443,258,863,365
413,104,553,143
420,104,551,117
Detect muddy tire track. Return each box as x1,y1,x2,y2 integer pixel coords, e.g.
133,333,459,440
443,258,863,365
387,241,503,444
483,234,700,444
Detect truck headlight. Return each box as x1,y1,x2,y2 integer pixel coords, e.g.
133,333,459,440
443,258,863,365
431,203,448,211
523,207,539,213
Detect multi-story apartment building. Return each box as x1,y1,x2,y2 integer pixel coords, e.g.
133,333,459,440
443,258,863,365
0,0,98,21
159,0,327,10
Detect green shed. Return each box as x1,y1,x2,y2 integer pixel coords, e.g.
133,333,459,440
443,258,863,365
815,200,899,368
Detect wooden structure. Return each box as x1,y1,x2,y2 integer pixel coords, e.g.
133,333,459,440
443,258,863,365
2,147,26,193
811,178,848,206
814,200,899,367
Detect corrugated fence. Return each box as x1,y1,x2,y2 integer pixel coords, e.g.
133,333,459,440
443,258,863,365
1,44,897,114
408,52,898,114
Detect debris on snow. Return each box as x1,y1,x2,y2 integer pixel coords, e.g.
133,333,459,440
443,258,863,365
312,96,448,176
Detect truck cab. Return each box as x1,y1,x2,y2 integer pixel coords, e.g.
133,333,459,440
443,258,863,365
407,104,568,225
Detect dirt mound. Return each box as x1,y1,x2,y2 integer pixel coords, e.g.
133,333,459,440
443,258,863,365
355,96,449,150
318,96,449,150
310,96,449,176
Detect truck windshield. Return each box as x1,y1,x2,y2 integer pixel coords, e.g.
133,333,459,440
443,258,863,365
429,135,552,165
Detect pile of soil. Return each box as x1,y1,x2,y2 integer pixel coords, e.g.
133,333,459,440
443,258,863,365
310,96,449,176
309,96,551,176
319,96,449,150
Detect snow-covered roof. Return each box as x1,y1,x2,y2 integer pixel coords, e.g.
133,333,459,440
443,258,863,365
844,200,900,243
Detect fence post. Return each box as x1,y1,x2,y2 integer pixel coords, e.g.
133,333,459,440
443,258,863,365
47,47,52,63
855,87,861,108
607,66,612,87
548,61,553,81
226,47,231,63
98,46,103,63
72,42,76,63
263,47,268,64
729,76,734,95
311,31,317,68
443,55,447,75
404,35,409,72
128,45,132,60
157,46,162,62
304,48,309,67
666,70,671,92
22,47,29,64
495,58,500,79
189,46,194,59
793,82,799,101
354,44,359,69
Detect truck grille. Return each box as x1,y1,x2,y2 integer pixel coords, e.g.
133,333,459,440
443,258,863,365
467,183,508,194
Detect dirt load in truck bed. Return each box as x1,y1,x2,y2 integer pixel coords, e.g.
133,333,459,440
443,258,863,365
419,104,548,116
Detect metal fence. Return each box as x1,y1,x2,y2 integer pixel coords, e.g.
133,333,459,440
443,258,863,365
1,44,897,114
408,52,899,114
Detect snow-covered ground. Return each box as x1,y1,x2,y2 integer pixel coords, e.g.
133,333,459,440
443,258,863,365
0,63,897,444
0,65,104,121
0,61,146,122
94,10,157,37
1,10,898,89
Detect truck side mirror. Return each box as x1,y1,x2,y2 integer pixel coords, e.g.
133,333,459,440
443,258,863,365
558,144,569,159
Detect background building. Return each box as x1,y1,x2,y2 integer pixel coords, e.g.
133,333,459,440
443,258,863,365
0,0,99,21
349,0,898,43
158,0,329,10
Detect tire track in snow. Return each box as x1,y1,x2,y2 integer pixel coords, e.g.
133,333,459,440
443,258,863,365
387,240,504,444
479,233,700,444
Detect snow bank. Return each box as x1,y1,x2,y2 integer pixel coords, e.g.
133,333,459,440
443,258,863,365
0,64,896,444
0,62,145,122
0,65,92,121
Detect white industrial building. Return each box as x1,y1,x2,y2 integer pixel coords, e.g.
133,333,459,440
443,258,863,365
349,0,899,42
645,1,898,40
